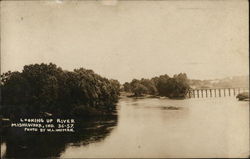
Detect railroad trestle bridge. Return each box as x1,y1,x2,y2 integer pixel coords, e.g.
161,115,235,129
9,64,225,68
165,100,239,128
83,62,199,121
187,87,249,98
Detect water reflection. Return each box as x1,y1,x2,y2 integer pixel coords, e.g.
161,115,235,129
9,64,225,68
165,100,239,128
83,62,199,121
1,115,117,158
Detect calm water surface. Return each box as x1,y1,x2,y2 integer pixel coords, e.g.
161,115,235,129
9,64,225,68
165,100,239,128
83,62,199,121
1,97,249,158
62,97,249,158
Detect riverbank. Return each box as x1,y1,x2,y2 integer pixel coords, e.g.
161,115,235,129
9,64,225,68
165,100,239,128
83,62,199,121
120,92,186,100
236,92,249,101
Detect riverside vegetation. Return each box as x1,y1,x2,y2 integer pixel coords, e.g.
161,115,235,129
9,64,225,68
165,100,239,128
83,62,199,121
0,63,190,119
0,63,120,119
123,73,190,99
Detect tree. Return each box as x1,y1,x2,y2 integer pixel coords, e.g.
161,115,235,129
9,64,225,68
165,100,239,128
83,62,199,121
0,63,120,118
123,73,190,98
133,83,148,96
123,82,131,92
140,78,157,95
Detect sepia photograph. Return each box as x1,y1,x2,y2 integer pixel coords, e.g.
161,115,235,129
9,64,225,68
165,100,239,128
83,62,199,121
0,0,249,158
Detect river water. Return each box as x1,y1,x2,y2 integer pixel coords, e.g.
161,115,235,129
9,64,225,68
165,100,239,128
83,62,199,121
1,96,249,158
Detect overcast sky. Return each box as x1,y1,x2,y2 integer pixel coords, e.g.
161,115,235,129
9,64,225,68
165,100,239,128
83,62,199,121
1,0,249,83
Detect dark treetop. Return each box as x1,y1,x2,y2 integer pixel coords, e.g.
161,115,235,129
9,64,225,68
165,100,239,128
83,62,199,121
0,63,120,118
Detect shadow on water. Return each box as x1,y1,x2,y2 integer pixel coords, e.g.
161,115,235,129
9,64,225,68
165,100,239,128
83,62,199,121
1,115,118,158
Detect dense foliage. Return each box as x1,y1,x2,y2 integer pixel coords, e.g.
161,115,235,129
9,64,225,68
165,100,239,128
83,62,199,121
123,73,190,98
0,63,120,118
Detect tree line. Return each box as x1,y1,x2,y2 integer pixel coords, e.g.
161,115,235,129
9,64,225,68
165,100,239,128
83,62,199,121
123,73,190,98
0,63,120,118
188,76,249,89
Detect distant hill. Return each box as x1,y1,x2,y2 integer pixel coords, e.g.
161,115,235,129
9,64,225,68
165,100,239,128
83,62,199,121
189,75,249,89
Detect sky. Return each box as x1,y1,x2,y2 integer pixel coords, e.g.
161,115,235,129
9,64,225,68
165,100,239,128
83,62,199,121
1,0,249,83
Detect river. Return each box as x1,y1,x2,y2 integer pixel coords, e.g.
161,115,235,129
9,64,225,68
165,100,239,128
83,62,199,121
1,96,249,158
